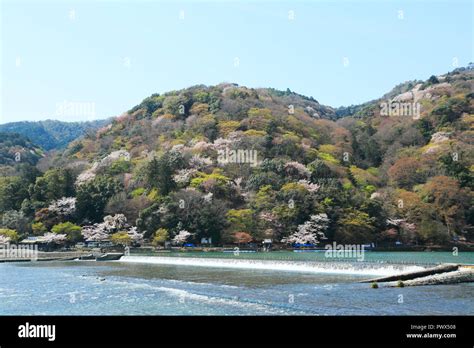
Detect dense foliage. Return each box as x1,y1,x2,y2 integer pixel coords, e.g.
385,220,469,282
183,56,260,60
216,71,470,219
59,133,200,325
1,68,473,247
0,132,43,167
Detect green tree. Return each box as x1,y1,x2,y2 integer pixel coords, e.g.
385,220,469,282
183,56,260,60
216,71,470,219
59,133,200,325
32,222,48,235
432,97,469,125
51,222,82,243
334,209,375,244
136,203,162,238
163,95,192,117
152,228,169,247
0,228,19,242
76,175,122,222
146,151,184,195
418,218,449,244
0,177,29,212
30,168,75,203
308,160,333,180
226,209,256,233
105,159,131,175
162,189,228,243
428,75,439,84
110,231,132,246
18,163,42,185
440,154,473,189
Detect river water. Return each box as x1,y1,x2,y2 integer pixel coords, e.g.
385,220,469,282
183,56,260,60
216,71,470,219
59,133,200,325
0,252,473,315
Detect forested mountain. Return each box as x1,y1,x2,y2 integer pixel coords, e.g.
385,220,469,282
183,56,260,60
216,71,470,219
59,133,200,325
0,119,111,150
0,132,43,164
0,68,472,248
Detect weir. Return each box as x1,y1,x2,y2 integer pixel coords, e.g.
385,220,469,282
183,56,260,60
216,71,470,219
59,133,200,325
361,263,474,286
117,255,424,276
360,263,460,283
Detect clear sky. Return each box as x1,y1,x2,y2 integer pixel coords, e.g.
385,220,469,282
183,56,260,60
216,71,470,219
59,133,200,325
1,0,472,123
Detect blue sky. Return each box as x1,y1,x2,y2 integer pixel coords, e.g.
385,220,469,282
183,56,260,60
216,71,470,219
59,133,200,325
1,0,472,123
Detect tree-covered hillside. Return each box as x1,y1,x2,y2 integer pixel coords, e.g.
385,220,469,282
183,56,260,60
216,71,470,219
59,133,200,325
0,119,111,150
0,132,43,164
0,69,472,248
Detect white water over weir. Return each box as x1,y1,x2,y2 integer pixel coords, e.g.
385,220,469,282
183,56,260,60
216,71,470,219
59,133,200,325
118,256,425,276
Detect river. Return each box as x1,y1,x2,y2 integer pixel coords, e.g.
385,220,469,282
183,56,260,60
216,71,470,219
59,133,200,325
0,251,473,315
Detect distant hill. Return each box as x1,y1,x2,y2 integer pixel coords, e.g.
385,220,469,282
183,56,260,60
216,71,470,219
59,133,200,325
0,132,43,166
0,119,111,150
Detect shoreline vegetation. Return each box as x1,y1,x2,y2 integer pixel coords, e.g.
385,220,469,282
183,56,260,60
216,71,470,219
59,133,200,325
1,246,473,261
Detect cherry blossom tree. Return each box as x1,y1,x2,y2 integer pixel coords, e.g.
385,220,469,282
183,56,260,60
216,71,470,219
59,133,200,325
212,135,241,152
297,179,320,193
42,232,67,244
284,161,311,179
102,214,128,231
172,230,193,245
81,214,144,243
287,213,329,245
127,226,144,244
173,168,198,184
81,224,109,242
188,155,213,169
0,235,10,244
48,197,76,217
192,141,213,152
203,192,213,203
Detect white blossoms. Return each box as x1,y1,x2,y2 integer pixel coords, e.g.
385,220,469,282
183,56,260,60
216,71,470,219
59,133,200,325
173,168,198,184
0,235,11,244
102,214,128,231
127,226,144,244
172,230,193,245
386,218,416,231
76,150,130,185
188,155,213,169
42,232,67,244
287,213,329,245
285,161,311,178
81,224,109,242
192,141,213,152
212,135,241,151
203,192,213,203
297,180,320,193
48,197,76,216
81,214,144,244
